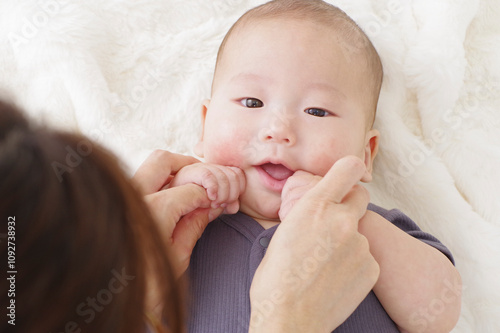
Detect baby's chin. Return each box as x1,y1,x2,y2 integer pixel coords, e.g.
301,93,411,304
239,202,281,224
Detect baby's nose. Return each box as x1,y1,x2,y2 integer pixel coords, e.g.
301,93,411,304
258,115,296,145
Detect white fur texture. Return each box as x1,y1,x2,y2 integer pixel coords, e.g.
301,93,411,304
1,0,499,331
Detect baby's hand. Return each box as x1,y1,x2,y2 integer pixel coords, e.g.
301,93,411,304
279,170,322,221
168,163,246,215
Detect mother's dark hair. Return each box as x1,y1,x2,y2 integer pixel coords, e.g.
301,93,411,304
0,100,183,332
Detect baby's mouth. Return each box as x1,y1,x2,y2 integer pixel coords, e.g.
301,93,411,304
260,163,294,181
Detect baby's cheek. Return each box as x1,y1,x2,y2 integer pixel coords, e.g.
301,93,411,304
206,144,241,167
305,153,340,177
204,134,249,168
304,139,355,176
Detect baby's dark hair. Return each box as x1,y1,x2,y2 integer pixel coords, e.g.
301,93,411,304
213,0,383,127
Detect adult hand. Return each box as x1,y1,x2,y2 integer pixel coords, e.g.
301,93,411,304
133,150,223,277
249,156,380,332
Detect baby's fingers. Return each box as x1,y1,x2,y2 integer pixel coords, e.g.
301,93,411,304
223,200,240,215
225,166,246,203
202,165,245,208
196,166,227,205
198,170,219,201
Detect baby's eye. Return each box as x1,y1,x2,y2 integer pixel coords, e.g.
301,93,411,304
304,108,329,117
241,98,264,108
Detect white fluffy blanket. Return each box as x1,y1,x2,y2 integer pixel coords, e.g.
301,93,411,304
1,0,499,331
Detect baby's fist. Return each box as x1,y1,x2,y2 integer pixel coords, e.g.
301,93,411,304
279,170,322,221
169,163,246,215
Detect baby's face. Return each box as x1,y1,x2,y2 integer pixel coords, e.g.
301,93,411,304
197,18,379,222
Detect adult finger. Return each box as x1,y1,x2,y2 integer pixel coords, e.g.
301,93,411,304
133,150,200,195
341,184,370,213
171,206,221,256
146,184,211,240
309,155,367,204
326,184,371,227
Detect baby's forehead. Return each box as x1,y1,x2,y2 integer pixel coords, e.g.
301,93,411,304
215,18,371,90
221,16,371,67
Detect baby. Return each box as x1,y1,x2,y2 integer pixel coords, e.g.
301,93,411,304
169,0,461,332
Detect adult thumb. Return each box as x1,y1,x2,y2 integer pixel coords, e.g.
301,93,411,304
309,156,367,204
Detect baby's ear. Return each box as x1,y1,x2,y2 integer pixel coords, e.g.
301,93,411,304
194,99,210,157
360,129,379,183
